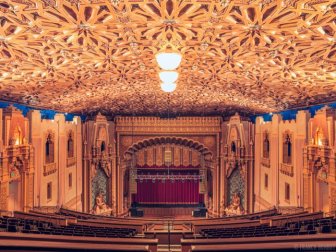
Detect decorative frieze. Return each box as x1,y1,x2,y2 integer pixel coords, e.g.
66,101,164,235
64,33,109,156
115,116,222,133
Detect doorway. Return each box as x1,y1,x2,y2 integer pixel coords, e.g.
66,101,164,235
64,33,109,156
317,182,329,212
8,180,21,211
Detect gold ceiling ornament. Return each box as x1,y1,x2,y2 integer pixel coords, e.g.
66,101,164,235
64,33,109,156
220,0,231,7
0,0,335,116
110,0,120,6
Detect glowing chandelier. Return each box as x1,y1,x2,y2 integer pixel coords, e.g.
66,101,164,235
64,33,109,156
155,52,182,93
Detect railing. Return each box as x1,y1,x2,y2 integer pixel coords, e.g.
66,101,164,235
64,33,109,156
66,157,76,167
324,211,336,218
33,206,60,213
0,210,13,217
261,158,270,168
167,220,172,252
43,163,57,176
280,163,294,177
276,211,324,227
277,206,304,215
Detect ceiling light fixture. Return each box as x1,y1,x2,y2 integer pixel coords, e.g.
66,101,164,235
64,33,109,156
161,82,176,93
159,71,178,83
155,52,182,70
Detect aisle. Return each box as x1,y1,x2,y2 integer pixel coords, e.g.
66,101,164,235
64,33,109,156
157,244,181,252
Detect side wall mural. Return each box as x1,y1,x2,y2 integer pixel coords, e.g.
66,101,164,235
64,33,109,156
91,166,109,209
227,167,245,208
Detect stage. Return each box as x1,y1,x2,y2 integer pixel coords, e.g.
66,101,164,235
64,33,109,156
141,206,195,218
131,204,206,218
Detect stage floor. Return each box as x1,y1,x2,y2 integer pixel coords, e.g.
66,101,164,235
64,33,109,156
137,205,199,218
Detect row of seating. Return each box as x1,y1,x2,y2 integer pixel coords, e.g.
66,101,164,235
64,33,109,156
200,216,335,239
201,224,317,239
58,207,279,223
56,210,93,220
285,216,336,233
0,216,136,238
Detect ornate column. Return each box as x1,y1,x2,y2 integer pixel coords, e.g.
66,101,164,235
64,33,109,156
111,146,117,216
219,153,226,216
0,155,9,210
23,145,35,212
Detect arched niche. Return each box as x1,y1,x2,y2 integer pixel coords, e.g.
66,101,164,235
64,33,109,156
8,157,24,211
227,163,245,208
228,125,241,156
125,137,213,157
90,161,111,211
96,126,108,153
122,137,214,209
12,126,22,145
263,130,270,159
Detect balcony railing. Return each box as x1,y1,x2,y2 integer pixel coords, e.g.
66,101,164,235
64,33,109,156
261,158,270,168
280,163,294,177
44,163,57,176
67,157,76,167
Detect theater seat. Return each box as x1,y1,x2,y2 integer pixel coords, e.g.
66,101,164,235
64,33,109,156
320,225,332,233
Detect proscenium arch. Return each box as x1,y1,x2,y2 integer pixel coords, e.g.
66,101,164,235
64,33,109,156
121,136,215,209
123,136,214,160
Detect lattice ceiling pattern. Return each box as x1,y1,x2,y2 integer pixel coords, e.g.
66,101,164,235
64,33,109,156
0,0,335,116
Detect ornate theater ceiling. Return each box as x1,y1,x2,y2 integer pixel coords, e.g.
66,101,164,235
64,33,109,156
0,0,335,116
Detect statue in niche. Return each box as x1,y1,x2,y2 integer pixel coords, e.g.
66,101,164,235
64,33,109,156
91,191,112,216
224,192,244,216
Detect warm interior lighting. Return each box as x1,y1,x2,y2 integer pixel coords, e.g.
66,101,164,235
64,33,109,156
156,52,182,70
15,138,20,145
161,82,176,93
317,138,323,146
159,71,178,83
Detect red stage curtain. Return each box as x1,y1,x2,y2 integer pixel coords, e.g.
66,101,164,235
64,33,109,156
135,179,199,204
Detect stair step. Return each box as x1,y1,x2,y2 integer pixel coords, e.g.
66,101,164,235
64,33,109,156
157,244,181,252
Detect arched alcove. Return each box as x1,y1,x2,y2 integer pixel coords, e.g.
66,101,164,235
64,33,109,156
122,137,214,209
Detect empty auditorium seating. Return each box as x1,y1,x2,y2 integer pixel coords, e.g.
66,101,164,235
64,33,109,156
181,234,336,252
0,232,158,252
2,208,336,252
0,215,137,238
181,212,336,252
198,214,336,239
